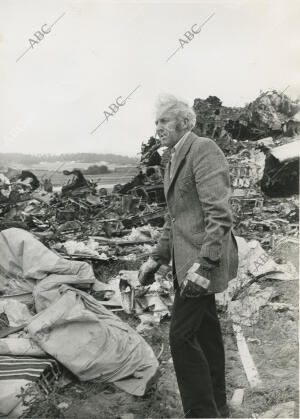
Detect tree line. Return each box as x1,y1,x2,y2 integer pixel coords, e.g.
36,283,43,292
0,153,138,166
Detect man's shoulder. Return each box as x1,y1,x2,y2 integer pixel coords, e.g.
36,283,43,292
188,132,224,155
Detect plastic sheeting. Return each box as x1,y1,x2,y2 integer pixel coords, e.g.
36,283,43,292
0,299,32,327
216,236,296,325
0,228,95,298
0,338,46,357
0,228,158,400
28,285,158,394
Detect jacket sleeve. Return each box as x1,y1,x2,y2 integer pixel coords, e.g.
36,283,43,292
151,212,172,265
192,139,233,263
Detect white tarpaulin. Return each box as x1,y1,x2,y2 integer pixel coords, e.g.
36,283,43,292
0,228,158,408
0,228,95,297
28,284,158,394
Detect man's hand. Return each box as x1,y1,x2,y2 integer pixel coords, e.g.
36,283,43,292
138,257,161,286
199,256,219,271
180,262,211,298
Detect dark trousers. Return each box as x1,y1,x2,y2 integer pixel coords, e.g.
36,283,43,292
169,289,226,418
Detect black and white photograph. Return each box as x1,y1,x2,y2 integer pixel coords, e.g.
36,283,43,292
0,0,299,417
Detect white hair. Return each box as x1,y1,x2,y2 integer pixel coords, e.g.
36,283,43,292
155,94,196,130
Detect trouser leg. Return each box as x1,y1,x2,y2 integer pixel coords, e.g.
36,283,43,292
196,294,227,411
169,290,220,418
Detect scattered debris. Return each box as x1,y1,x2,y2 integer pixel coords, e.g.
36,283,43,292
216,236,296,320
57,402,69,410
119,414,135,419
261,139,299,197
232,324,262,388
259,400,296,418
193,90,300,145
230,388,245,409
0,90,298,418
228,284,274,326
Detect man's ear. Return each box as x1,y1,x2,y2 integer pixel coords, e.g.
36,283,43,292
182,117,189,130
176,118,188,131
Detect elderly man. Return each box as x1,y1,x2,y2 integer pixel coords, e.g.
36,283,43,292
138,95,238,418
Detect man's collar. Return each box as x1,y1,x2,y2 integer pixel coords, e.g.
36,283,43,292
173,131,191,154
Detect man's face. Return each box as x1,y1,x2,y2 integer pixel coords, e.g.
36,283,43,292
155,110,185,148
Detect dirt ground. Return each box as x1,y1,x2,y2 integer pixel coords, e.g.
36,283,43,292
20,247,299,419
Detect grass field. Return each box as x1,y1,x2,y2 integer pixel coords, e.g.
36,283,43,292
32,167,138,188
5,160,138,188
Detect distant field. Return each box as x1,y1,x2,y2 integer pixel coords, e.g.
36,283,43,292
3,161,139,189
33,168,138,188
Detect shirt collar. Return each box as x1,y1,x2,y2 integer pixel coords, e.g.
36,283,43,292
173,131,191,155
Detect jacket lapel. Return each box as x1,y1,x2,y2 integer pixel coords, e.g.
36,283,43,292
165,132,195,196
164,159,171,196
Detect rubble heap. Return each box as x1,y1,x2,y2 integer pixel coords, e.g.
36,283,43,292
260,140,299,197
193,90,300,150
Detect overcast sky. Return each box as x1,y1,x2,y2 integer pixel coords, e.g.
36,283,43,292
0,0,299,157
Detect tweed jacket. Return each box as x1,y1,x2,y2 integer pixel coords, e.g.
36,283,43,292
151,132,238,293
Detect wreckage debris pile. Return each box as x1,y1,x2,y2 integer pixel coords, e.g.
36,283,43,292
0,166,167,262
193,90,300,144
1,90,298,251
0,89,299,416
